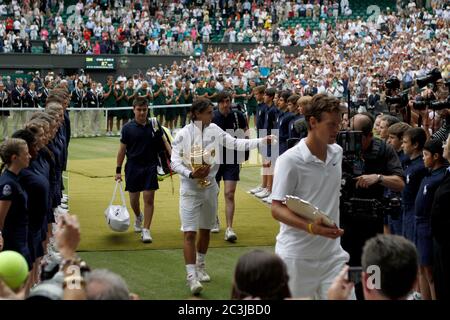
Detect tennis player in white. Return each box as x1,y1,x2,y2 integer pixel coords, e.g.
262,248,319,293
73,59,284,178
271,94,355,299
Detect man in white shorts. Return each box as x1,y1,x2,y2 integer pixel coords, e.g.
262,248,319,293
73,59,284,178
271,93,355,299
171,98,275,295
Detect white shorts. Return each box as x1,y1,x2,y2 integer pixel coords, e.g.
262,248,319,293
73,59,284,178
281,250,355,300
179,183,219,232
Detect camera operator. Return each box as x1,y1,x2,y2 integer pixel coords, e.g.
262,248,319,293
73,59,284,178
428,79,450,142
409,70,450,140
409,83,438,130
343,113,405,266
384,77,409,122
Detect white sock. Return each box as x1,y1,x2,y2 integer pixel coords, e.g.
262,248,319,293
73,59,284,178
186,264,196,279
196,252,206,266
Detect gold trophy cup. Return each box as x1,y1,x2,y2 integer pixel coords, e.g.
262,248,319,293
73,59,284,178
190,145,215,188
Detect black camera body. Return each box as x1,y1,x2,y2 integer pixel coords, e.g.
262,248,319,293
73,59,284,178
416,68,442,89
337,131,397,220
411,69,449,111
413,97,450,111
385,77,401,91
385,91,409,107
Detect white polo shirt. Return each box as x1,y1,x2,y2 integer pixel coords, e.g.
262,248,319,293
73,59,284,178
171,122,262,192
271,138,345,260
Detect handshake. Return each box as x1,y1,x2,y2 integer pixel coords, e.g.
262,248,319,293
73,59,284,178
262,135,277,145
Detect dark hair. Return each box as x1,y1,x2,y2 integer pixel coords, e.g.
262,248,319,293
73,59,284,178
190,98,213,120
424,139,444,161
404,127,427,150
133,96,148,108
278,90,291,103
264,87,276,97
304,94,343,130
254,85,266,94
387,122,411,139
216,91,232,103
11,129,36,151
231,250,291,300
287,94,300,105
362,235,418,300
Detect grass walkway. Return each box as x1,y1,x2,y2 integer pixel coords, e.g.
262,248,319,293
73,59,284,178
68,136,277,299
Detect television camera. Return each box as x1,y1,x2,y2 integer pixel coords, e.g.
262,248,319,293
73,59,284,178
336,131,401,221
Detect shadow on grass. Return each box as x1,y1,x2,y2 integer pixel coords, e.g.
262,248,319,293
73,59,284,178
104,233,130,244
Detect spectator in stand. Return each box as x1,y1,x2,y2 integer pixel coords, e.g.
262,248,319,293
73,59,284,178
0,83,10,139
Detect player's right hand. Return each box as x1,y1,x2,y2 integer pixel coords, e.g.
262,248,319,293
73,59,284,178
311,217,344,239
115,173,122,181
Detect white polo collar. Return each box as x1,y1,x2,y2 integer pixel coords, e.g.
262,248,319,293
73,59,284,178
298,139,339,166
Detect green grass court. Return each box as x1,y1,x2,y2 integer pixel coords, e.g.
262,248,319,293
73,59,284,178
68,137,278,299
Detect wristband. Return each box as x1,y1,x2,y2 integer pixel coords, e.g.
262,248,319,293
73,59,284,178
116,166,122,174
307,223,315,235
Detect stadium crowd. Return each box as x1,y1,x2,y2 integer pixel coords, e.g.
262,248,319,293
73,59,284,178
2,0,450,137
0,0,448,55
0,0,356,54
1,0,450,301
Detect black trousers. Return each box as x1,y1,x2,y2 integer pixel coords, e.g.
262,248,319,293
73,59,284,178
341,213,384,266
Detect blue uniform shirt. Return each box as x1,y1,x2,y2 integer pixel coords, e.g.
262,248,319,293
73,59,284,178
415,166,447,220
277,111,296,155
120,119,164,166
48,140,63,207
212,109,247,164
402,155,428,208
0,170,28,232
19,160,50,232
263,104,278,135
256,102,268,133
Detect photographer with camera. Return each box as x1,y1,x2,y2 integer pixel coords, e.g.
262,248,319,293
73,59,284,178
384,77,410,122
409,70,450,140
343,114,405,267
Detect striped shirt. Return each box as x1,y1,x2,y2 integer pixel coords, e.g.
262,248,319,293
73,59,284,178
432,117,450,142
